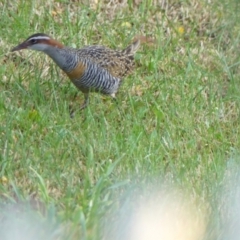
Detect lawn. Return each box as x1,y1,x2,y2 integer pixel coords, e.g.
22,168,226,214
1,0,240,239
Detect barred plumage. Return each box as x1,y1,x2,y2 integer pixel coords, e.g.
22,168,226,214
11,33,141,111
66,57,121,95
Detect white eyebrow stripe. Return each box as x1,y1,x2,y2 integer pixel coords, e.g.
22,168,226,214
28,36,50,41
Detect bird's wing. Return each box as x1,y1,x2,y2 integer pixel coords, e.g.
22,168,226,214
77,45,136,78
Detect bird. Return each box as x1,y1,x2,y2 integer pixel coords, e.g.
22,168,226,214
11,33,141,112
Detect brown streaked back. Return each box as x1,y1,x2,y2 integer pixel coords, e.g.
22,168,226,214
76,40,140,79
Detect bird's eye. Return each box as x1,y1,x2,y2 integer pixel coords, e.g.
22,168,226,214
30,39,37,44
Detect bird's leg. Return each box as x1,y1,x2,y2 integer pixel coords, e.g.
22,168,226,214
68,92,79,118
69,105,76,118
80,93,89,110
111,93,120,108
111,93,124,119
69,93,89,118
110,93,117,101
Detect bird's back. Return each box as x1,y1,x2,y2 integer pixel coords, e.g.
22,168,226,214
76,39,140,79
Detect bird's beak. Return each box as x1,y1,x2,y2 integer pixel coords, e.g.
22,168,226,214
11,41,29,52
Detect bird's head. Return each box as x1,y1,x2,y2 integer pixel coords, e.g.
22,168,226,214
11,33,64,52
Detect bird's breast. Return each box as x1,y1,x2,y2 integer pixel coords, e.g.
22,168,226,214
65,61,86,81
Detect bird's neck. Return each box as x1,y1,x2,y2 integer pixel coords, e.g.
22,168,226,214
43,45,75,71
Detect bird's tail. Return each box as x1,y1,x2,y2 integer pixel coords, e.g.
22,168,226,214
122,35,156,55
122,39,141,55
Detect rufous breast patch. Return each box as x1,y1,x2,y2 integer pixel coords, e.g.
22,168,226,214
66,62,86,80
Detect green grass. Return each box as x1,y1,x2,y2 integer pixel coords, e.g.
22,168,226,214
1,0,240,239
